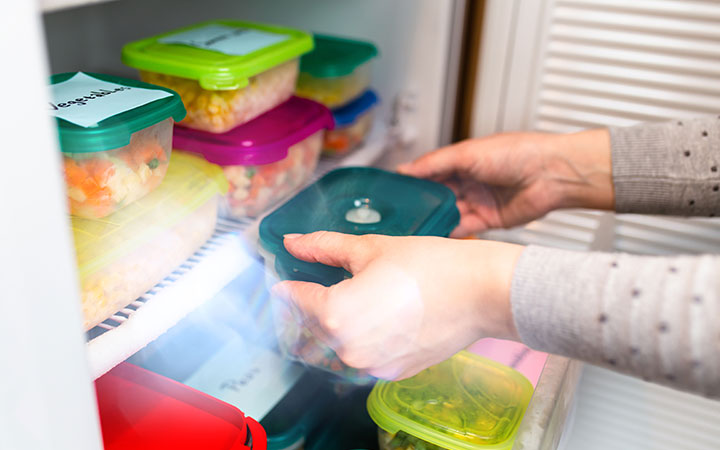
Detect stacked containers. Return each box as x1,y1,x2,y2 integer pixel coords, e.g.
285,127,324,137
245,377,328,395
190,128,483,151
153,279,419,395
74,151,227,330
52,72,186,218
125,21,336,221
173,96,333,219
366,352,534,450
122,20,314,133
258,167,460,382
296,35,379,155
96,362,267,450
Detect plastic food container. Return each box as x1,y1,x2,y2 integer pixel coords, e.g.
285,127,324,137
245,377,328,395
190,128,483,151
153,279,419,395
261,372,336,450
51,72,185,218
96,362,267,450
258,167,459,382
73,151,227,330
296,34,378,108
323,90,378,157
123,20,313,133
173,96,333,220
367,352,534,450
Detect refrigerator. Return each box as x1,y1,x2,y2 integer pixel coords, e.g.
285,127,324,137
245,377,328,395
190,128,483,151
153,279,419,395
3,0,720,449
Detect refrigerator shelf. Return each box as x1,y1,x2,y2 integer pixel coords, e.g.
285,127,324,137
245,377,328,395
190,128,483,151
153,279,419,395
85,122,388,379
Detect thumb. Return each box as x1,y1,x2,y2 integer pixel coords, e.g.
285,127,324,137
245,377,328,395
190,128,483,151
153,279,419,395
283,231,374,273
397,141,469,179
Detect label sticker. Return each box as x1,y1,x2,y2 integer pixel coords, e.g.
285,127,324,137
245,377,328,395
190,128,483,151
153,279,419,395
158,24,290,56
183,335,304,420
50,72,171,128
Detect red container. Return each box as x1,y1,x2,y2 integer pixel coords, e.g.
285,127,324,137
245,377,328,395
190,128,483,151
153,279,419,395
96,363,267,450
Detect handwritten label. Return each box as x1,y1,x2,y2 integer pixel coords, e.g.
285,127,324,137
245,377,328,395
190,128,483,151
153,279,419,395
158,24,290,56
49,72,171,127
183,335,304,419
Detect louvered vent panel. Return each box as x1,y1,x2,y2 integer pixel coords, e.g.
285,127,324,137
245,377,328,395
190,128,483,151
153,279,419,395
492,0,720,254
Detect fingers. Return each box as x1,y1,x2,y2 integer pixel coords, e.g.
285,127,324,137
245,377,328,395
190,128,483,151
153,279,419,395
283,231,375,273
397,142,469,179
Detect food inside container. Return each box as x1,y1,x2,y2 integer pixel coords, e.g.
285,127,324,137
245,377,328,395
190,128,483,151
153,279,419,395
96,362,267,450
261,372,336,450
173,96,333,220
73,152,227,330
367,352,534,450
296,34,378,108
258,167,459,382
323,90,378,157
123,20,313,133
51,72,185,218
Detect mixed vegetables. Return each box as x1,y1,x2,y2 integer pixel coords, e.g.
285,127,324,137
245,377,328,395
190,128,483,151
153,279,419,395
323,110,374,157
63,118,172,219
221,130,323,219
140,60,299,133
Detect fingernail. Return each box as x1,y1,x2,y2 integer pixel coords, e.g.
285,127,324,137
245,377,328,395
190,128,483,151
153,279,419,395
271,282,290,297
284,233,302,240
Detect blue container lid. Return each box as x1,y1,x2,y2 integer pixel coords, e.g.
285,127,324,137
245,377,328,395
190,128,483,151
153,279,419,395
259,167,459,286
331,90,378,127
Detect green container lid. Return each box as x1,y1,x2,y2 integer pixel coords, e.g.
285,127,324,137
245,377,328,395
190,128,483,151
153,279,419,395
300,34,378,78
367,352,534,450
122,20,314,90
259,167,460,287
51,72,185,153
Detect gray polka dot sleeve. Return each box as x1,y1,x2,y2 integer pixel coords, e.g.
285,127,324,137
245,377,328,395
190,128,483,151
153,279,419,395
510,117,720,397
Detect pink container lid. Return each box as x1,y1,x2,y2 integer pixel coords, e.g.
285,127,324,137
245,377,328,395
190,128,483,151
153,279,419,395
173,97,334,166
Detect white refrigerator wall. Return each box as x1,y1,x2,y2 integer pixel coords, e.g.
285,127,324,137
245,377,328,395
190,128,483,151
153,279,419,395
42,0,466,158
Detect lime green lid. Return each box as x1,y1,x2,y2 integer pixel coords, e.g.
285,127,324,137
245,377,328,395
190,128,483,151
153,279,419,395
51,72,185,153
367,352,533,450
300,34,378,78
122,20,313,90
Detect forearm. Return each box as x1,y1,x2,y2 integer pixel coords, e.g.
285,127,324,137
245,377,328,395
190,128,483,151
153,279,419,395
511,245,720,398
611,117,720,216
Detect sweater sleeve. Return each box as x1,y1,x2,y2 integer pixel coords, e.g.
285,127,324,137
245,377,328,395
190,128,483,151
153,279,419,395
611,116,720,215
511,245,720,398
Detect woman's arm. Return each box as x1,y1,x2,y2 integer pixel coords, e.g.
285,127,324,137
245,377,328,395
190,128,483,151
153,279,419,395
512,245,720,397
611,116,720,216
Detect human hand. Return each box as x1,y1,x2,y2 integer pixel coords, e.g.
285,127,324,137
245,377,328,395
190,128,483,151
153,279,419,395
397,130,613,237
272,231,524,381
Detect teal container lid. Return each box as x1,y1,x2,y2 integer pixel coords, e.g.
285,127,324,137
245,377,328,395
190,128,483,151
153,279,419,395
51,72,185,153
259,167,459,286
300,34,378,78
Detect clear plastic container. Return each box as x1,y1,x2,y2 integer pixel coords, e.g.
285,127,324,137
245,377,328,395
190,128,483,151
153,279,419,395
258,167,460,382
367,352,534,450
173,96,333,220
123,21,313,133
296,34,378,108
73,152,228,330
323,90,378,157
96,362,267,450
51,72,185,219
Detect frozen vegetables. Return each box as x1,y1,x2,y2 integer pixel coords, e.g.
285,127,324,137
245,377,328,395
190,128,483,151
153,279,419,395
141,60,299,134
64,118,172,218
323,110,374,156
222,130,323,218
